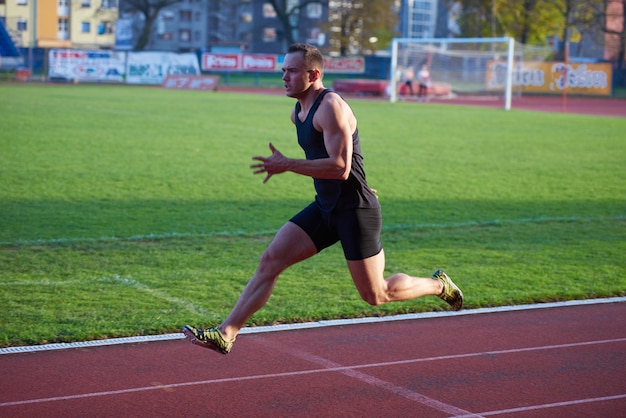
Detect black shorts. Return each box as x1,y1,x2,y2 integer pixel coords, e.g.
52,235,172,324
289,202,382,261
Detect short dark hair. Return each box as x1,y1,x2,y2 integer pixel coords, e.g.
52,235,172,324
287,43,324,71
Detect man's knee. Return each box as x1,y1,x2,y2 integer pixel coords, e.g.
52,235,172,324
359,289,389,306
257,249,283,277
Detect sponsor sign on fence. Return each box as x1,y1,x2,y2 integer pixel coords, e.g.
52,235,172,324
126,52,200,85
487,61,612,96
202,53,277,72
201,53,365,74
162,75,219,91
323,56,365,74
48,49,125,82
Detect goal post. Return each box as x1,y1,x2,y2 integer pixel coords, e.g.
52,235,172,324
390,37,518,110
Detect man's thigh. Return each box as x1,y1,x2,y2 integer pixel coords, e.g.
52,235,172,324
264,221,318,269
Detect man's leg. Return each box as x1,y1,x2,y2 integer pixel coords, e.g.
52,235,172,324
219,221,317,340
183,221,317,353
346,249,443,306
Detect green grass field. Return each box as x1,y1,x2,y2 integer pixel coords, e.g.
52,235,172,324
0,84,624,347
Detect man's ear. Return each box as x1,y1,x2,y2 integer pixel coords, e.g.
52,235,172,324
309,68,321,82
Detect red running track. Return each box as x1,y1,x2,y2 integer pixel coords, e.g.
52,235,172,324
1,301,625,417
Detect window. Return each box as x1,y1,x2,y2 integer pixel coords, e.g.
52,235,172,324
16,0,27,5
58,17,69,40
97,21,113,35
81,21,90,33
179,29,191,42
58,18,68,31
16,18,27,31
81,0,91,7
262,3,276,18
179,10,192,22
306,3,322,19
263,27,276,42
101,0,117,8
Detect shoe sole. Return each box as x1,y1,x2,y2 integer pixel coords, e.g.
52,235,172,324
450,288,463,311
182,327,228,354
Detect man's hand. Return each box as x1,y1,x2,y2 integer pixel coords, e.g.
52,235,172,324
251,142,289,183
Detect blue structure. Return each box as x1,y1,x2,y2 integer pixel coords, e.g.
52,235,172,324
0,20,23,69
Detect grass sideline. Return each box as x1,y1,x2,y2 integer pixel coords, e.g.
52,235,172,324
0,84,625,347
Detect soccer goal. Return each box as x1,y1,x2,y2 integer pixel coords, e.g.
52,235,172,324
390,37,520,110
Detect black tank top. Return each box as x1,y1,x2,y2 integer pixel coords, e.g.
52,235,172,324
295,89,379,212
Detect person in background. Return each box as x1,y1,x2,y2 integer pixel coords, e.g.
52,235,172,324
401,66,415,96
417,65,432,101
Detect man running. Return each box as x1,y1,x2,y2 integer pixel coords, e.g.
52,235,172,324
183,43,463,354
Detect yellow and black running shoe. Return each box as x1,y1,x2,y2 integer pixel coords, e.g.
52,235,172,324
432,269,463,311
182,325,235,354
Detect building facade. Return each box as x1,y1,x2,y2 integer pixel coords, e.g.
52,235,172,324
118,0,327,54
401,0,437,38
0,0,118,50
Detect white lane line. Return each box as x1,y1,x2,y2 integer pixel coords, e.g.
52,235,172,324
1,337,624,409
2,297,624,355
453,394,626,417
255,338,480,417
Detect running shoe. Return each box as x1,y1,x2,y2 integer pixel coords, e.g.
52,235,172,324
432,269,463,311
182,325,235,354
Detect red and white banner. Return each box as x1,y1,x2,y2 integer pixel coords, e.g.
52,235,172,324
162,75,219,91
202,54,277,71
202,53,364,74
202,53,277,72
241,54,276,71
323,56,365,74
202,54,240,71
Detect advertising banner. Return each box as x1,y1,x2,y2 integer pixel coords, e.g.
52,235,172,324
241,54,276,71
201,53,277,71
162,75,219,90
48,49,125,82
202,53,240,71
486,61,612,96
323,56,365,74
202,53,365,74
126,52,200,85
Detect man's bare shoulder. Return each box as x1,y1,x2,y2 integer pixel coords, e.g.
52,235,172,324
319,90,353,115
314,90,357,132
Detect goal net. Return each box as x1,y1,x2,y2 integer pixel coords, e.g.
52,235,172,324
390,37,522,110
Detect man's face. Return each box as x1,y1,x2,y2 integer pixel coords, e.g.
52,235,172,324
281,52,313,98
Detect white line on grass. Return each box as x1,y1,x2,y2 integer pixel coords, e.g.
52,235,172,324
100,275,211,317
1,297,624,355
0,275,210,316
1,214,623,247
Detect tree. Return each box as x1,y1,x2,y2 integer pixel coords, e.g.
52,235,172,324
120,0,183,50
324,0,398,55
452,0,491,38
267,0,397,55
452,0,562,44
265,0,324,48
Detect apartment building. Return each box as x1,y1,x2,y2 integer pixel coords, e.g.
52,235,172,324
119,0,326,54
0,0,118,50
